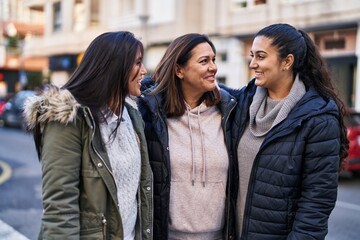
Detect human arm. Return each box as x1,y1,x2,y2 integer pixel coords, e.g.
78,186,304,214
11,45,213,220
40,121,82,239
288,116,340,240
218,79,255,100
218,82,242,97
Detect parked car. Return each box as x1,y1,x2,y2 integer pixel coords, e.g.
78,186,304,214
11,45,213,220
343,109,360,174
0,90,35,130
0,98,6,115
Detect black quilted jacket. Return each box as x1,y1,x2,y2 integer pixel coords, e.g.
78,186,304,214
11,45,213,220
225,79,341,240
138,81,238,240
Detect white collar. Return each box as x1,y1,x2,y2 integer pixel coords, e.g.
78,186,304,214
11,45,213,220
102,108,128,125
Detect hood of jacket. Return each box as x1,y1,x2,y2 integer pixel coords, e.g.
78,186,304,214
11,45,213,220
24,85,81,131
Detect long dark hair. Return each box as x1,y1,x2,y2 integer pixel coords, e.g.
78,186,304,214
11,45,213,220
255,23,348,170
152,33,220,117
62,31,143,128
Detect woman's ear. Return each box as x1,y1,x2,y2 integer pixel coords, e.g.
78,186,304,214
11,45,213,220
175,64,183,79
282,54,294,71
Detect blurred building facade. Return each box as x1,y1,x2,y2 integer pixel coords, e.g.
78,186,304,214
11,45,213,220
0,0,47,95
23,0,360,109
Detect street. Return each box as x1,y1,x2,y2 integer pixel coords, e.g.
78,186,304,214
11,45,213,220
0,127,42,240
0,127,360,240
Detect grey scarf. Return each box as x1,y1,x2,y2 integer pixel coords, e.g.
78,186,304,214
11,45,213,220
249,74,306,137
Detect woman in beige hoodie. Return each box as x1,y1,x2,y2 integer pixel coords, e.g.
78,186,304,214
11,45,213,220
138,33,237,240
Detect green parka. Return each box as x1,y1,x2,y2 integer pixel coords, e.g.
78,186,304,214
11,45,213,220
24,85,153,240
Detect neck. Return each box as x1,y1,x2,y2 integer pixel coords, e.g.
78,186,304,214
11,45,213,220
268,74,294,100
184,94,203,109
182,87,204,109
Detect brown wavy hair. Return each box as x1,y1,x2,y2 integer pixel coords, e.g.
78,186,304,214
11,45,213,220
152,33,220,117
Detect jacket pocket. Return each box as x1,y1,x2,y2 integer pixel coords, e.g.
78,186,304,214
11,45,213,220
79,212,104,239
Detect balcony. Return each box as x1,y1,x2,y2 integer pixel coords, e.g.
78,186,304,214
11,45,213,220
220,0,360,36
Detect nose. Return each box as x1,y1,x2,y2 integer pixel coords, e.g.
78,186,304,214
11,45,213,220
141,63,147,75
209,61,217,72
249,58,258,69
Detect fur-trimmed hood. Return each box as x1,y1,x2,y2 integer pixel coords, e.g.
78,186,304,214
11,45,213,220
24,85,81,131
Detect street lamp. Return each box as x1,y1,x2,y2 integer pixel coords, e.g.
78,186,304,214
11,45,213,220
139,14,149,49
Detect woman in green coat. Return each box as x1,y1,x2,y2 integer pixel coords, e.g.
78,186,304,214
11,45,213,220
24,31,153,240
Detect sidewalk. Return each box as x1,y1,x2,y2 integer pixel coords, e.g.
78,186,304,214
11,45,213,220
0,220,29,240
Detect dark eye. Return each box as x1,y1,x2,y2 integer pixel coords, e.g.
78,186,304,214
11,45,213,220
200,59,208,64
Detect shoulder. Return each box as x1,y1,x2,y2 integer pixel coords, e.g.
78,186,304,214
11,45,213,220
295,87,340,120
218,88,237,114
218,78,256,100
24,85,83,130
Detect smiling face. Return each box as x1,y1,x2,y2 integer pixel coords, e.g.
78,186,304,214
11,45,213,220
176,42,217,105
250,36,294,99
128,48,147,96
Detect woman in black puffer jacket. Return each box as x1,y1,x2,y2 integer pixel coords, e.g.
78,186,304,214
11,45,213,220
223,23,349,240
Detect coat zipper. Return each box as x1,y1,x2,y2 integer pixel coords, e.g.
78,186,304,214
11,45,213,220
223,99,237,240
84,108,118,240
102,214,107,240
84,107,115,179
137,187,143,240
240,124,302,238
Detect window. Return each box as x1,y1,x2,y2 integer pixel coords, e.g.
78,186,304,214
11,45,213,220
233,0,267,8
217,76,227,84
217,52,228,62
73,0,86,31
237,1,248,7
255,0,267,5
53,2,62,32
90,0,100,26
325,39,345,50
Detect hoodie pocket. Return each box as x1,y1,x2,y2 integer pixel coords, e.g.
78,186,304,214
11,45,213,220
169,180,226,233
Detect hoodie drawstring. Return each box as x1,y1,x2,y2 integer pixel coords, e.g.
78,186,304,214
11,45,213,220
186,108,196,186
197,106,207,187
186,103,207,187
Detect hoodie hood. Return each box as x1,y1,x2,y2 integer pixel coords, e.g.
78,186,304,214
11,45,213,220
24,85,81,131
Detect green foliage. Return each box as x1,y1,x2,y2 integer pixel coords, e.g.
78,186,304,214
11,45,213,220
7,36,19,48
25,71,43,89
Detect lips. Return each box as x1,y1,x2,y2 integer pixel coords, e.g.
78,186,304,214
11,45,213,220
205,75,216,81
254,72,263,78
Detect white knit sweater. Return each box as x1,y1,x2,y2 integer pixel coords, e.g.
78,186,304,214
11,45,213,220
100,106,141,240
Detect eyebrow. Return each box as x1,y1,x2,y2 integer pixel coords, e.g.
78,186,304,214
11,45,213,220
197,54,215,60
251,50,267,54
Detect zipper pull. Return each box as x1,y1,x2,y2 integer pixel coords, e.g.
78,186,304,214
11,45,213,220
102,214,107,240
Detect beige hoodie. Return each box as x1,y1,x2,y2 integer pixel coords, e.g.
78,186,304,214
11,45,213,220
167,102,228,240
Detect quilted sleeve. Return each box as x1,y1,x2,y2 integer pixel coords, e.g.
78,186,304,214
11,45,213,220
289,116,340,240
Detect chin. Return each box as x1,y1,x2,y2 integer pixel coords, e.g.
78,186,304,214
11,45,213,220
129,90,140,97
254,79,264,87
207,85,217,91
